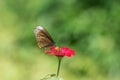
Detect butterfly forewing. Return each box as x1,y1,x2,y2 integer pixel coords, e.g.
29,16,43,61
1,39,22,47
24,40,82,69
34,26,55,48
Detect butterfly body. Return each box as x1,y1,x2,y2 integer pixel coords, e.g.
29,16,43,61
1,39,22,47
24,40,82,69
34,26,55,48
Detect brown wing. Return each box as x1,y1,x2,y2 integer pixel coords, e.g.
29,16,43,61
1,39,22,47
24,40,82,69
34,26,55,48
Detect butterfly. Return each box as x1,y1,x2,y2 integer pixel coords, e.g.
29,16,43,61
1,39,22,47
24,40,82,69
34,26,55,48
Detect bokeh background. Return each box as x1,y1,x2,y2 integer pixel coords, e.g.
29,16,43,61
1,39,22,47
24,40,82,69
0,0,120,80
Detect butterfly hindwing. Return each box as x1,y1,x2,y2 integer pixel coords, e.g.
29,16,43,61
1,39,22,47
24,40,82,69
34,26,55,48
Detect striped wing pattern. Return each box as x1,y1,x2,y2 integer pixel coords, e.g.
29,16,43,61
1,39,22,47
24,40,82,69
34,26,55,48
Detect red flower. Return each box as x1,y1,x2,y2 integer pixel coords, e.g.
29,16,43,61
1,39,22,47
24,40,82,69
45,46,75,57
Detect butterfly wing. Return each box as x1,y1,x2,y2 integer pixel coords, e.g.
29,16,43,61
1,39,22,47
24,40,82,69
34,26,55,48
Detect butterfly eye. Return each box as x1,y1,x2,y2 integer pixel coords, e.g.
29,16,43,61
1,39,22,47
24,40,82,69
34,26,55,48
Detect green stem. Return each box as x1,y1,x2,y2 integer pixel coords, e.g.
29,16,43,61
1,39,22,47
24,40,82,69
56,57,62,77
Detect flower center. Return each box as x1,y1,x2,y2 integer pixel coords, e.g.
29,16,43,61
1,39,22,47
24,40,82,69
55,47,60,51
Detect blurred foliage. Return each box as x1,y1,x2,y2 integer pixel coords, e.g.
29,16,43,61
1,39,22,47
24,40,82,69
0,0,120,80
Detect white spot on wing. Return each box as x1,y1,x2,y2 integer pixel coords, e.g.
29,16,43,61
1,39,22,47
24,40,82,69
36,26,44,30
34,25,44,35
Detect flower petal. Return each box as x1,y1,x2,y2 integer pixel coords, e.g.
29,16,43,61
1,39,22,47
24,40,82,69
45,46,75,57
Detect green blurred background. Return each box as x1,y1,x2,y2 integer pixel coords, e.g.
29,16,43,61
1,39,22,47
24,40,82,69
0,0,120,80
